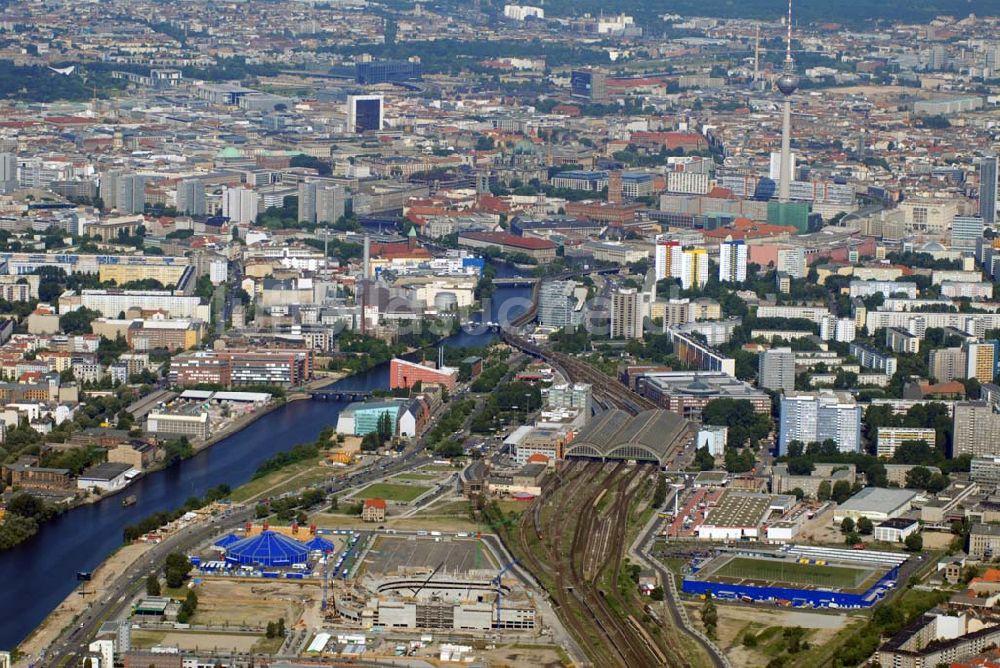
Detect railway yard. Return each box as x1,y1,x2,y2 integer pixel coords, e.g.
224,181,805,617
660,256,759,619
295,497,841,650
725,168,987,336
501,459,689,667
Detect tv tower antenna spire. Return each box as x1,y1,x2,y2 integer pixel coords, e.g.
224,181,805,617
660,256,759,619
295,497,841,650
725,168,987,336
776,0,799,204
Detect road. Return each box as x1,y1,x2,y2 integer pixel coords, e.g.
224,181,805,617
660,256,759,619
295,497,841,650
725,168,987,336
46,505,254,667
635,513,730,668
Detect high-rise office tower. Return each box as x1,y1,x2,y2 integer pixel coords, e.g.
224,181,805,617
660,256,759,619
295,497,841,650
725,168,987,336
177,179,206,216
759,347,795,393
570,68,608,102
654,238,682,281
538,280,579,328
0,152,16,193
222,187,259,225
718,236,748,283
346,95,384,133
980,156,997,226
99,170,122,210
115,174,146,214
610,287,642,339
298,180,347,225
679,248,709,290
776,0,799,204
952,215,985,250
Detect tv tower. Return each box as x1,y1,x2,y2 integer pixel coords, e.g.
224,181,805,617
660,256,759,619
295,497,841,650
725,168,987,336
776,0,799,203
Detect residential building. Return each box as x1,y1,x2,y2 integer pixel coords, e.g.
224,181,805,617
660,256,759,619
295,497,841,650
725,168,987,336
965,341,998,383
758,347,795,393
610,287,642,339
778,391,862,455
876,427,936,458
665,329,736,376
980,155,998,226
679,248,709,289
886,327,920,354
849,342,898,375
718,236,747,283
930,346,966,383
654,239,681,281
953,401,1000,458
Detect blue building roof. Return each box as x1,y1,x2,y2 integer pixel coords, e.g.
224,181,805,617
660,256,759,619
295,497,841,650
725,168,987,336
214,533,241,548
305,536,335,552
224,530,309,566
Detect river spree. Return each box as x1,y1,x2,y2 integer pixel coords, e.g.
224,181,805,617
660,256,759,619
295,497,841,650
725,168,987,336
0,281,530,650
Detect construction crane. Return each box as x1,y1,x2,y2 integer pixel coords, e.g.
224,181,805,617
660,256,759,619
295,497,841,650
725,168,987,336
410,561,445,596
492,559,518,627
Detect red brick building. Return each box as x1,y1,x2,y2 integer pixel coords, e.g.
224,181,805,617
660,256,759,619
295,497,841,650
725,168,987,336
457,231,558,261
389,358,458,391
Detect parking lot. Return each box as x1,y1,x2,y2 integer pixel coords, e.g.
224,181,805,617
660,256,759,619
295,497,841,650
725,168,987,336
365,535,493,576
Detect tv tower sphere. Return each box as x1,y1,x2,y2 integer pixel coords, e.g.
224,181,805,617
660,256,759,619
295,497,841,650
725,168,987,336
776,72,799,96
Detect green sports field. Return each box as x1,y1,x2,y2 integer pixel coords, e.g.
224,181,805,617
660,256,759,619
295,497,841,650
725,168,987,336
356,482,430,502
711,556,875,590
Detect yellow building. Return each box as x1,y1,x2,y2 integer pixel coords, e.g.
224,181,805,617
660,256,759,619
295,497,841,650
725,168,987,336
98,264,189,286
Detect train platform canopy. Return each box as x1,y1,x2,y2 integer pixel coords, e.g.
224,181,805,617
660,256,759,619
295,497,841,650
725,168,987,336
224,530,309,566
564,409,690,466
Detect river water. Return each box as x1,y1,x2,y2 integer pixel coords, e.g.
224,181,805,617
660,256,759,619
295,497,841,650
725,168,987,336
0,274,530,650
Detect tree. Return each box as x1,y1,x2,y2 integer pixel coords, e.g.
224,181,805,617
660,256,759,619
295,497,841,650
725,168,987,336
742,632,758,647
701,592,718,638
650,586,664,601
840,517,855,534
694,446,715,470
904,532,923,552
266,621,276,638
146,574,161,596
789,487,805,501
817,480,832,502
905,466,933,490
857,517,874,535
164,551,192,588
59,307,100,335
832,479,852,504
652,475,668,508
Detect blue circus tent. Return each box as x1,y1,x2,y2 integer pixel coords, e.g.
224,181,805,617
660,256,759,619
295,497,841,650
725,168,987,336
305,536,335,553
214,533,241,548
224,530,309,566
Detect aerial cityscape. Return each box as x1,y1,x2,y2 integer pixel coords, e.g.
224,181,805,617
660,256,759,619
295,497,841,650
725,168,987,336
4,0,1000,666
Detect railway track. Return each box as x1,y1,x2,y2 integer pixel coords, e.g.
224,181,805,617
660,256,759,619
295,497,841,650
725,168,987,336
514,461,677,667
499,329,657,416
